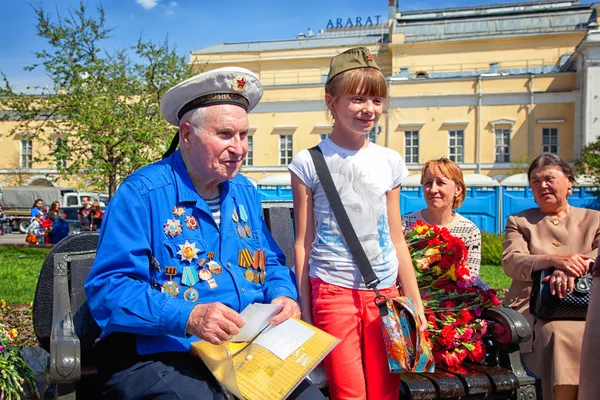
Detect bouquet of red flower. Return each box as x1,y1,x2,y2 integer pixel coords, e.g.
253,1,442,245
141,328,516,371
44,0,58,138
405,220,501,368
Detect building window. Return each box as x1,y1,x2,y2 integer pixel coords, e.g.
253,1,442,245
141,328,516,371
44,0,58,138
448,130,464,163
279,134,293,165
243,135,253,166
55,138,67,169
20,139,32,168
542,128,559,154
404,131,419,164
367,126,378,143
494,129,510,163
320,133,330,141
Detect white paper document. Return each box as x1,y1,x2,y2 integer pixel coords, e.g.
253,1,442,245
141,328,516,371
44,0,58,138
230,303,283,342
254,318,316,360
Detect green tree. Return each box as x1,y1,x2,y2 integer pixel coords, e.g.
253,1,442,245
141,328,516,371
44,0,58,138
0,2,194,198
577,139,600,186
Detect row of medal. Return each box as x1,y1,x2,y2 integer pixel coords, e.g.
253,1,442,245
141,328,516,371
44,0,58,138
157,248,267,303
163,205,253,240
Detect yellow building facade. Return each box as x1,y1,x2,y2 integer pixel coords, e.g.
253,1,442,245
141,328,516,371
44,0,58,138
191,0,600,181
1,0,599,188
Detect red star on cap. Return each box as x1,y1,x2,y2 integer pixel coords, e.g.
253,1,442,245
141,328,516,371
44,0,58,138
367,54,373,61
236,77,246,90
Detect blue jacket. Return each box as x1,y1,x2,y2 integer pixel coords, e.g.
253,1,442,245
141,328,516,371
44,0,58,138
84,151,297,354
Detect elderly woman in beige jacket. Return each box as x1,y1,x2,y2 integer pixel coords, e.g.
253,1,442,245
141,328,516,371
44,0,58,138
502,154,600,400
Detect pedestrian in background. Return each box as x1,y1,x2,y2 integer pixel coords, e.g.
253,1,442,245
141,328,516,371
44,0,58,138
78,196,93,231
91,201,104,231
47,200,69,244
0,204,6,235
31,199,44,218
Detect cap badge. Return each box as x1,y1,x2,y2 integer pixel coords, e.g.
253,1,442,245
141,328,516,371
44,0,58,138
366,54,373,62
164,219,183,238
177,240,201,262
232,76,247,92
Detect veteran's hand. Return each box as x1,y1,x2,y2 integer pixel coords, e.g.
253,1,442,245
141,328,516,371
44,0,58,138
186,302,245,345
551,253,591,277
544,270,577,299
269,296,301,325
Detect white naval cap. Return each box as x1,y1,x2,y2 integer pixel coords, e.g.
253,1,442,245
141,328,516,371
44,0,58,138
160,66,263,127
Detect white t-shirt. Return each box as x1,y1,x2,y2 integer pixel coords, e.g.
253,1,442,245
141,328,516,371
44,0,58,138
288,138,409,290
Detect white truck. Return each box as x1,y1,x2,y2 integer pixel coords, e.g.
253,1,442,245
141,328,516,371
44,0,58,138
1,186,106,233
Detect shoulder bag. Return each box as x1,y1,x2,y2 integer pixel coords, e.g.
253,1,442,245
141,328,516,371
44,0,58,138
530,268,592,320
308,146,435,373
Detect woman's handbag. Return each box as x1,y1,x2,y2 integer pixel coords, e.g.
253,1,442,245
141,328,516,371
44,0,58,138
530,268,592,320
308,146,435,373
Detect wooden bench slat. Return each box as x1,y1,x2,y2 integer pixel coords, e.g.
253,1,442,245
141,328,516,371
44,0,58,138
400,373,438,400
416,370,466,399
439,366,493,396
463,364,520,392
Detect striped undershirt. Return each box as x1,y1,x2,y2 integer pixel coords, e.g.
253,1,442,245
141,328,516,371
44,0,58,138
205,196,221,227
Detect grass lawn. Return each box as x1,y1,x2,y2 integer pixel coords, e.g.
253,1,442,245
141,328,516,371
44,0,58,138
0,247,49,304
480,264,511,291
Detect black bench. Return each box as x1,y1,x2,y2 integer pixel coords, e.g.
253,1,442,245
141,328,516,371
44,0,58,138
32,203,537,400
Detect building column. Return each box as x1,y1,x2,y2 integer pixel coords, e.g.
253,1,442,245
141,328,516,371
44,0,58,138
580,30,600,148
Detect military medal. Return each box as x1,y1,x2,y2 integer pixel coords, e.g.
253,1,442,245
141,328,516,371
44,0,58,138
198,258,207,267
173,206,185,217
245,268,254,282
177,241,200,263
183,287,199,302
185,215,199,230
199,269,212,281
181,266,199,286
207,278,218,289
161,266,180,297
207,252,215,260
239,205,252,238
164,219,183,238
208,260,222,275
252,250,260,270
253,271,260,284
232,210,239,223
239,248,253,268
260,271,265,284
237,223,247,238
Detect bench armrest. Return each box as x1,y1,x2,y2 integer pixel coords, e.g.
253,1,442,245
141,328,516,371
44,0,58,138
49,253,81,384
483,306,532,345
483,306,536,392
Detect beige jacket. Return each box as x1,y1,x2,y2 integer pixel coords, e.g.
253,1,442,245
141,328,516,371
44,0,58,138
502,206,600,352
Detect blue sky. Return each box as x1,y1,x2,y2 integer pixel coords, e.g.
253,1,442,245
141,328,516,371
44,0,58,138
0,0,594,91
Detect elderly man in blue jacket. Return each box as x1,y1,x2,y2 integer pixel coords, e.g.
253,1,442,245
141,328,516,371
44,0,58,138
85,67,323,399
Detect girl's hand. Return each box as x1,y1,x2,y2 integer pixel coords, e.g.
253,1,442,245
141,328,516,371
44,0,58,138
418,312,427,333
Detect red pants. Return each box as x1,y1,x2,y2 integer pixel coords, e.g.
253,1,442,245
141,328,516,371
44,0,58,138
311,278,401,400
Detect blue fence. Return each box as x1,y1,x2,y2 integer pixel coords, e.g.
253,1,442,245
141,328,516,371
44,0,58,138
258,184,600,234
400,186,501,233
501,186,600,231
257,185,293,201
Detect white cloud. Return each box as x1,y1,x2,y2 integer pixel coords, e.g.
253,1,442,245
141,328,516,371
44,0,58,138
163,1,177,16
136,0,158,10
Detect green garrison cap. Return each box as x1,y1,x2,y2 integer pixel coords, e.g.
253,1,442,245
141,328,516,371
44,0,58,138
326,47,380,85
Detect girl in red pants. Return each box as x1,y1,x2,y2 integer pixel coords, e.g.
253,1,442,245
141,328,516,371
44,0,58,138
289,47,426,400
